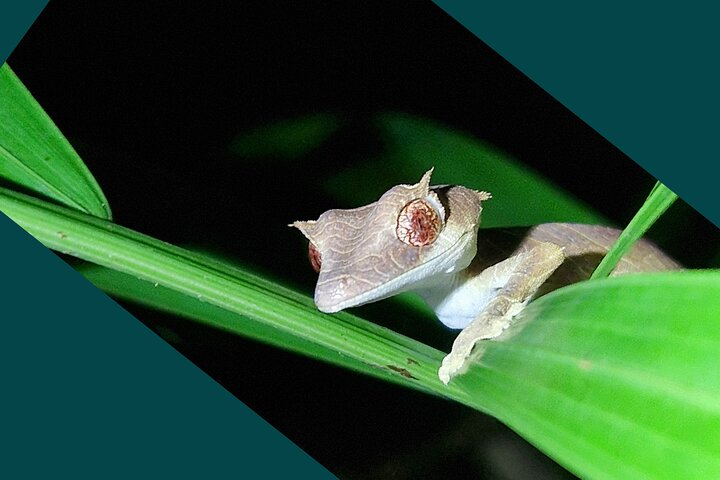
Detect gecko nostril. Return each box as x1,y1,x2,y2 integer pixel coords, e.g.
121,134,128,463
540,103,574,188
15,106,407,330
396,197,443,247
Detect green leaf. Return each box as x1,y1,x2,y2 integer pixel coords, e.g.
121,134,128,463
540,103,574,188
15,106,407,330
592,181,678,279
463,272,720,478
230,113,341,160
0,63,111,219
0,187,460,400
325,112,607,228
3,186,719,478
76,262,443,394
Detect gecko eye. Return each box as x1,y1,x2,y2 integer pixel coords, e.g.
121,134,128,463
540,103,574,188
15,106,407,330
396,197,444,247
308,241,322,273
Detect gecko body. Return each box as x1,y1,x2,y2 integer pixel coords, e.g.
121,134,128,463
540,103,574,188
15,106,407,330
292,170,679,383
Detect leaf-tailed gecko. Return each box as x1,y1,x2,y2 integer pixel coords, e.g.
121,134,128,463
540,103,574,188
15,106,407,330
292,169,679,384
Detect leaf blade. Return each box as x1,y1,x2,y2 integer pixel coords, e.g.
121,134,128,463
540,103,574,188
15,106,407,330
0,63,111,219
0,187,465,402
591,181,678,279
462,272,720,478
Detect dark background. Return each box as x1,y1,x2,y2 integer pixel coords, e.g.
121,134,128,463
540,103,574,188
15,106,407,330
8,2,718,478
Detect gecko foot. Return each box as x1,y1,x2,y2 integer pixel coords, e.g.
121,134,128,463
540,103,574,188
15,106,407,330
438,316,506,384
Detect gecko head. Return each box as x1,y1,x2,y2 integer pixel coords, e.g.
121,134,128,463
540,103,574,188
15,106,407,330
291,169,491,313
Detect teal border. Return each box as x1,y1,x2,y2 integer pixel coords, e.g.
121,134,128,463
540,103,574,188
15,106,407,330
4,1,716,478
0,215,334,478
0,0,46,63
0,3,333,479
434,1,719,229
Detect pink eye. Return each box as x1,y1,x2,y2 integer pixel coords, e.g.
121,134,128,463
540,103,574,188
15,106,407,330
308,242,322,273
396,198,442,246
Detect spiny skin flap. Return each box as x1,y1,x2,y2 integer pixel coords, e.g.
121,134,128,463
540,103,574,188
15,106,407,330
291,169,491,313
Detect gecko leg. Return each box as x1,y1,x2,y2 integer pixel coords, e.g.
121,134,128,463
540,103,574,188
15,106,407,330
438,242,565,384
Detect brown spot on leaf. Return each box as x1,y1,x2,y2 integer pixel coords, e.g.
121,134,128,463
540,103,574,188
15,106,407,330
387,365,417,380
578,359,593,371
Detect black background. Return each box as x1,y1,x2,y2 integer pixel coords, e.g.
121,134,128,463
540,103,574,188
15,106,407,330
8,2,718,478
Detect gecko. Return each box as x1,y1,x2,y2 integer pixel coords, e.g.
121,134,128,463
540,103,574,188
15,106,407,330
291,169,680,384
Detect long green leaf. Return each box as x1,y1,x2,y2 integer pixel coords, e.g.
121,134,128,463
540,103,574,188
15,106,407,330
0,63,111,219
82,254,720,479
592,181,678,279
2,187,719,478
0,187,460,401
467,271,720,478
76,262,442,394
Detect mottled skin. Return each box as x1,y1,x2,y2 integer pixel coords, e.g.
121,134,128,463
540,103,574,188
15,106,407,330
292,170,679,383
